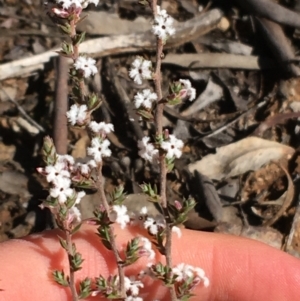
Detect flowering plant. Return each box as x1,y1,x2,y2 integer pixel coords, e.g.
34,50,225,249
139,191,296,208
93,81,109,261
39,0,209,300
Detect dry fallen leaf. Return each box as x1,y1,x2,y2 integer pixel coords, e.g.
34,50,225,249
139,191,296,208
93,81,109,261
188,137,294,180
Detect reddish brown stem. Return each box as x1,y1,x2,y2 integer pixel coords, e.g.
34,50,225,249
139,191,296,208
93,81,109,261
151,1,177,300
53,55,68,154
70,18,85,102
97,163,126,298
66,230,79,301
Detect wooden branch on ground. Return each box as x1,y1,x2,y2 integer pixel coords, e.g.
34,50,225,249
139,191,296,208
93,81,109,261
0,9,223,81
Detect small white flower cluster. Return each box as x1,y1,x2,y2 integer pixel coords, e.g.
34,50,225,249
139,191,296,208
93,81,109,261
134,89,157,109
39,154,86,223
179,79,196,101
139,237,155,261
87,136,112,163
73,159,97,175
110,205,130,229
139,207,181,238
74,56,98,78
144,216,181,238
89,121,114,135
66,104,88,126
137,134,184,162
46,0,99,18
161,134,184,159
122,276,144,301
53,0,99,10
129,57,152,85
138,137,158,162
152,6,175,41
172,263,210,287
86,121,113,162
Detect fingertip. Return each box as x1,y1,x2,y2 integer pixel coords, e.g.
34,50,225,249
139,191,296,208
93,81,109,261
2,225,300,301
173,229,300,301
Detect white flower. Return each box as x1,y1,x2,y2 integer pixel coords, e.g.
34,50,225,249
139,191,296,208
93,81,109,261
74,162,90,174
138,136,159,162
110,205,130,229
156,5,168,17
50,177,73,204
172,226,182,238
134,89,157,109
152,7,175,40
89,121,114,134
124,276,144,296
74,56,97,78
139,237,155,260
87,138,111,162
172,263,193,282
87,159,97,168
66,104,88,126
81,0,99,8
74,159,96,174
74,191,86,205
53,0,99,10
140,206,148,215
161,134,184,159
194,267,209,287
125,297,143,301
57,154,75,166
144,216,165,235
172,263,209,287
129,57,152,85
89,0,99,5
68,206,81,223
179,79,196,101
56,0,82,9
45,162,70,184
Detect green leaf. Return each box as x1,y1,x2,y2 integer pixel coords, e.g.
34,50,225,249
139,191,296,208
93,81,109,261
53,270,69,286
72,178,97,190
42,136,57,165
140,183,159,201
57,23,71,35
71,222,82,235
70,252,84,271
78,277,92,299
87,93,102,111
58,236,68,251
61,41,73,55
95,275,107,290
97,225,112,250
73,32,86,46
137,108,154,120
65,192,77,209
110,185,127,205
124,237,140,266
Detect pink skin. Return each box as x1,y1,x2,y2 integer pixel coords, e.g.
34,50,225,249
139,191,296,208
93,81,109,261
0,225,300,301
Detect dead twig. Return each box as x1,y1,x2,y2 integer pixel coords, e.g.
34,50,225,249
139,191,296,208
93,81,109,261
0,9,223,80
255,18,300,77
253,111,300,136
106,59,144,142
235,0,300,29
0,86,45,133
262,162,294,227
198,100,267,140
163,53,275,70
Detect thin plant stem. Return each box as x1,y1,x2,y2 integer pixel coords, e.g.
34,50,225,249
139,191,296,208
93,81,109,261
53,55,68,154
66,230,79,301
70,18,86,103
151,1,177,300
96,163,126,298
55,17,88,301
